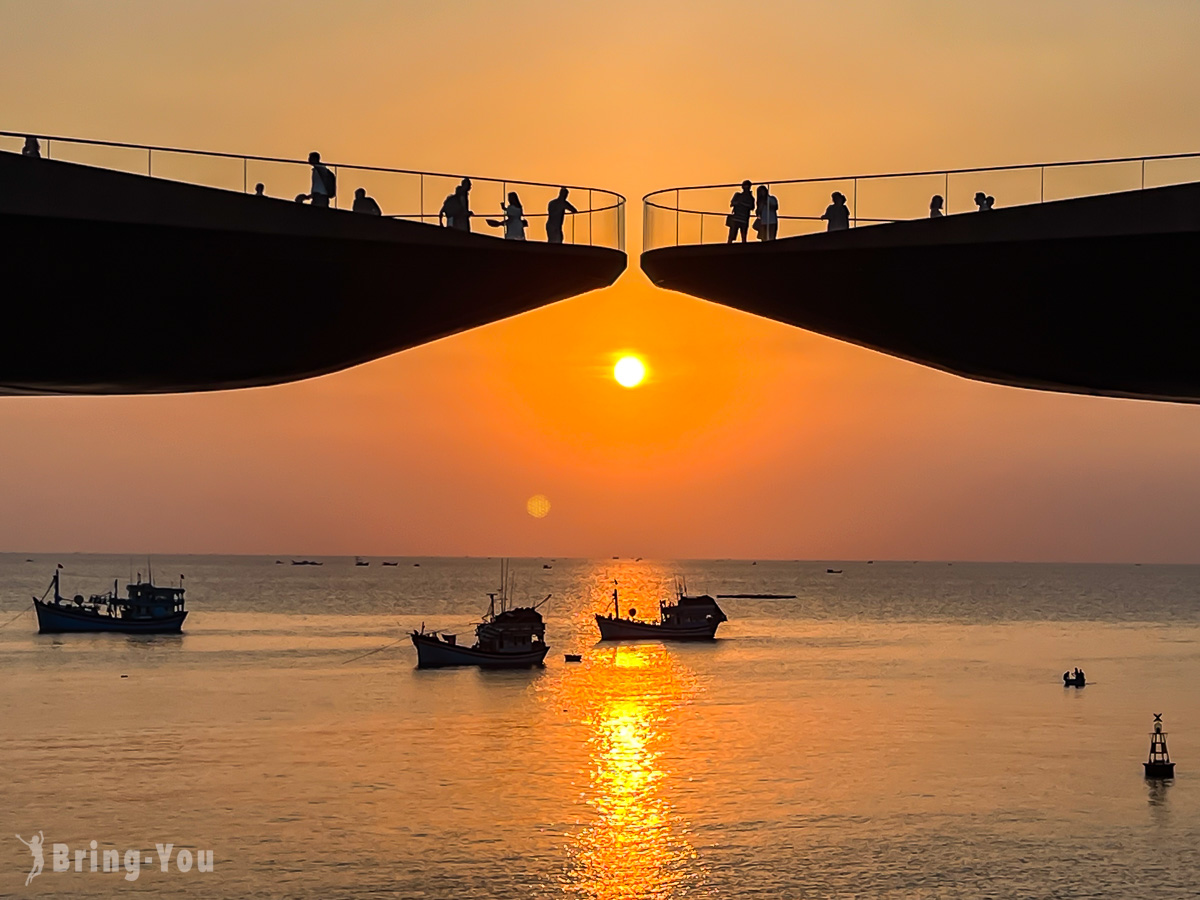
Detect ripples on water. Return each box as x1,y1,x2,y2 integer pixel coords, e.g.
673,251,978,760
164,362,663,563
1,555,1199,898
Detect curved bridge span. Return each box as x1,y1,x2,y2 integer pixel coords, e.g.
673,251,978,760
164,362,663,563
0,132,625,395
641,154,1200,403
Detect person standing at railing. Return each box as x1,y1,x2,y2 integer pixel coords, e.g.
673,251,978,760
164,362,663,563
500,191,527,240
754,185,779,241
440,178,474,231
308,151,336,208
21,136,41,158
929,195,944,217
546,187,578,244
974,191,994,212
821,191,850,231
727,180,754,242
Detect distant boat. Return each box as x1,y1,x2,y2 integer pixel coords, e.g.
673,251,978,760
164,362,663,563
411,560,549,669
32,568,187,634
543,564,552,569
717,593,796,599
564,653,582,662
291,559,323,566
413,563,420,567
275,560,284,564
596,578,727,641
827,568,842,574
381,561,399,567
355,557,369,567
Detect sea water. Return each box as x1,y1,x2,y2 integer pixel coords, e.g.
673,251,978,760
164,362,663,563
1,555,1198,897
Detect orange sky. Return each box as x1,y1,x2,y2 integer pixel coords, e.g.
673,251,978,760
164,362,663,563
4,0,1200,561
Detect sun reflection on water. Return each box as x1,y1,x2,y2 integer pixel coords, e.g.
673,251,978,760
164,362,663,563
558,642,707,900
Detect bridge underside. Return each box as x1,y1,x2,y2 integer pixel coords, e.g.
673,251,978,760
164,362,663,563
642,182,1200,403
0,153,625,394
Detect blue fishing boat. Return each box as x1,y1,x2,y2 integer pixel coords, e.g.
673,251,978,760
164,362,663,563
32,568,187,634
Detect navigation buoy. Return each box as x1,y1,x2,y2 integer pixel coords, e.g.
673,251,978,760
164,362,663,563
1144,714,1176,779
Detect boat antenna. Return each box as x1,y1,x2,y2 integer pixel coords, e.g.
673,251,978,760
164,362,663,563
533,593,552,611
147,557,153,585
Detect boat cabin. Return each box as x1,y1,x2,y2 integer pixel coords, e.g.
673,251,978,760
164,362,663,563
122,582,186,619
475,607,546,653
661,595,727,627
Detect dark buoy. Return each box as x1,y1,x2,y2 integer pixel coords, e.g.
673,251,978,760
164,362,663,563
1144,713,1176,779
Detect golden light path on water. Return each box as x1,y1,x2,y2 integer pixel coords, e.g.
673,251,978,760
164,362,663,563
554,636,706,899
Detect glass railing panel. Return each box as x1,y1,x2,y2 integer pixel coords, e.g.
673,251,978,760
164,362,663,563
1042,160,1141,203
1144,156,1200,190
945,166,1041,215
43,141,149,176
149,149,245,193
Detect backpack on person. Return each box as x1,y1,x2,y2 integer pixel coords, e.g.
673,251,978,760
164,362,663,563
319,166,337,198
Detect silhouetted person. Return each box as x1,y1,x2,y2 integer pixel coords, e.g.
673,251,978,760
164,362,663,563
501,191,527,240
727,180,754,243
546,187,577,243
974,191,994,212
353,187,382,215
254,183,266,197
1064,671,1071,685
755,184,779,241
294,193,309,203
439,187,463,228
930,194,944,217
22,137,40,158
822,191,850,231
458,177,473,231
308,151,336,208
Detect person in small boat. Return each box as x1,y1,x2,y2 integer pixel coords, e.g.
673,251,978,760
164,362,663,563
821,191,850,231
929,194,944,217
352,187,382,215
1063,670,1071,685
727,180,754,243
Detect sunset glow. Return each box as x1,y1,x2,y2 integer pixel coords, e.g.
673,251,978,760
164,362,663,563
613,356,645,388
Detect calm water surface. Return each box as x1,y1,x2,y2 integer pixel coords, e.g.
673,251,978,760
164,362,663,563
1,556,1198,897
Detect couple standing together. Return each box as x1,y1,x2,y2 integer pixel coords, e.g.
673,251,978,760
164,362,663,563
727,181,779,243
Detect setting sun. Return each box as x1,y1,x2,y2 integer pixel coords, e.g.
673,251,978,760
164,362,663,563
614,356,646,388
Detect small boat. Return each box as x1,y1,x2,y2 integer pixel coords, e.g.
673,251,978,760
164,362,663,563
381,561,399,567
32,568,187,634
411,560,550,669
595,578,727,641
1063,669,1087,687
826,568,842,574
717,593,796,599
543,564,552,569
355,557,370,567
291,559,323,566
564,653,582,662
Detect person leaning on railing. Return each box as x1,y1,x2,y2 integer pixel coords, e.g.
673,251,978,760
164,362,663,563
546,187,577,244
821,191,850,231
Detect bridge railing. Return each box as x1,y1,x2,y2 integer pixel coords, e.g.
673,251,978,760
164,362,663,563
642,152,1200,251
1,130,625,252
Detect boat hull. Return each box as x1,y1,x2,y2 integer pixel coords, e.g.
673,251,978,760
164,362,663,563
595,614,721,641
33,600,187,634
410,633,549,669
1145,762,1176,778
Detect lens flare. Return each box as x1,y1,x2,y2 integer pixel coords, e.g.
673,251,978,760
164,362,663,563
526,494,551,518
613,356,645,388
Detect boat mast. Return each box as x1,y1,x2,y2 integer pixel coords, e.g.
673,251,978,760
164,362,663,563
612,580,620,619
